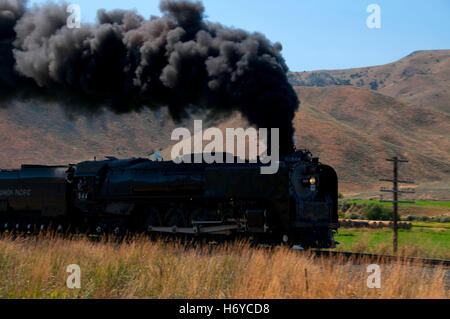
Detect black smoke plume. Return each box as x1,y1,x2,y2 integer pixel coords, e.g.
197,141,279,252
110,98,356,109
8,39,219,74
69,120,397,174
0,0,299,155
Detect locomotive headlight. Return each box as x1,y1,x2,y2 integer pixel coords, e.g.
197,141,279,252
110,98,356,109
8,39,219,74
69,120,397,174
309,177,317,185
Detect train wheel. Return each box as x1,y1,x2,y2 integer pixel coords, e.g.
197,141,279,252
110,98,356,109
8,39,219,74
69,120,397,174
167,206,186,227
143,207,162,233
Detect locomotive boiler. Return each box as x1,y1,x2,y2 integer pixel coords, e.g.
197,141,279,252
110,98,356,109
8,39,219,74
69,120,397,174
0,150,339,248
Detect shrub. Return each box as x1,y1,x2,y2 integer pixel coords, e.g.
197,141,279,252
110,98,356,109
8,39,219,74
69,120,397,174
338,211,346,219
363,204,393,221
435,216,450,223
348,213,360,220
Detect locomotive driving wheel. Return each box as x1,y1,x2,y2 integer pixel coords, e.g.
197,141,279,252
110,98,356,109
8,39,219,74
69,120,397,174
143,207,163,231
166,204,188,227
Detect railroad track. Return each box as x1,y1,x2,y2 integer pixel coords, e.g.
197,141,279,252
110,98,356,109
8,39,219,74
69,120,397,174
309,249,450,267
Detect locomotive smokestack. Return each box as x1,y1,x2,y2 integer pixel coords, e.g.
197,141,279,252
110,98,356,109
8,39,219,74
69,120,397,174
0,0,299,155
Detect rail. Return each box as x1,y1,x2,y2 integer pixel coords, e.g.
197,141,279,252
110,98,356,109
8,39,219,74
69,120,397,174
309,249,450,267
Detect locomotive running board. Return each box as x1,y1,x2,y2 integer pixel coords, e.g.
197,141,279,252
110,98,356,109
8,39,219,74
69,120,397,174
148,225,239,235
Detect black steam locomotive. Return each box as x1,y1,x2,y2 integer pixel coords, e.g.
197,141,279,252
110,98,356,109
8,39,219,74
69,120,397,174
0,150,339,248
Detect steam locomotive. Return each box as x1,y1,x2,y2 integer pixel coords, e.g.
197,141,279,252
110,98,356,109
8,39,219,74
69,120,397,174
0,150,339,248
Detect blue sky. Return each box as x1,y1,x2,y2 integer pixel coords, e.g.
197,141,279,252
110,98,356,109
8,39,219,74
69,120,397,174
28,0,450,71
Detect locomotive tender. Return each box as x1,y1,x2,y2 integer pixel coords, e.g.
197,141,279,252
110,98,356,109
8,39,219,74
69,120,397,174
0,150,339,248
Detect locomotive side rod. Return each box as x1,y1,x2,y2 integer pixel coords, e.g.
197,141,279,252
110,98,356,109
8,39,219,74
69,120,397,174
148,224,240,235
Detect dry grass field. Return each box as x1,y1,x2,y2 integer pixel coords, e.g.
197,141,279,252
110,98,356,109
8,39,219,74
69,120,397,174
0,234,448,299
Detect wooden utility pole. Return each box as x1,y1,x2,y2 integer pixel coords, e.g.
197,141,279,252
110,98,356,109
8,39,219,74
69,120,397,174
380,157,415,254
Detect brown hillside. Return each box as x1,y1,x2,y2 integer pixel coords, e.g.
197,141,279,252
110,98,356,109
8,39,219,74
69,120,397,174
158,85,449,199
289,50,450,114
0,103,180,168
1,86,449,199
293,86,450,198
0,103,243,169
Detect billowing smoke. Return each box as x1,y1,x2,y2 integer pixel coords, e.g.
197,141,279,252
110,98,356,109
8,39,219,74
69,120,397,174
0,0,299,155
